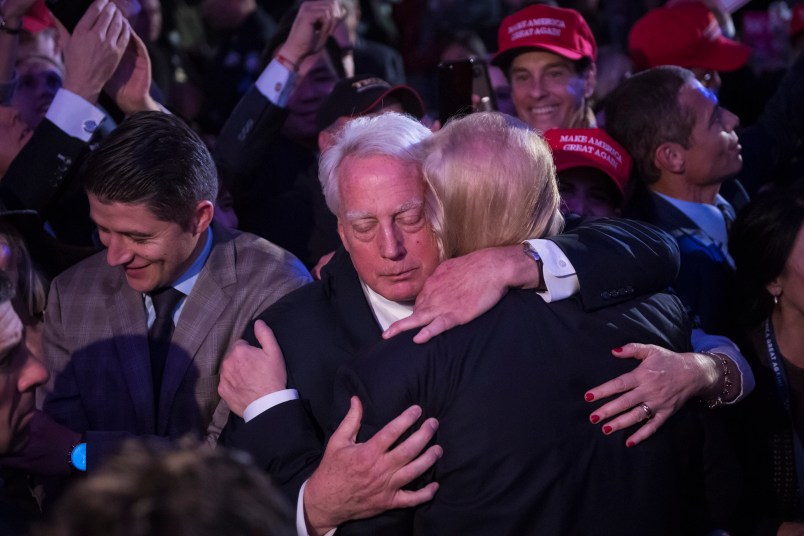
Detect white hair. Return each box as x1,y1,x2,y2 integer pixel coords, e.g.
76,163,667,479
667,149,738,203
318,112,431,214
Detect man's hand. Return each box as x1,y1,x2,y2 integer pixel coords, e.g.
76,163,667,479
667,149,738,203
303,397,442,534
383,245,540,343
0,410,81,475
218,320,288,417
62,0,130,104
585,343,719,447
275,0,344,69
104,30,159,114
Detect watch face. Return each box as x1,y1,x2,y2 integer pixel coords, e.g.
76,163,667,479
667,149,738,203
71,442,87,472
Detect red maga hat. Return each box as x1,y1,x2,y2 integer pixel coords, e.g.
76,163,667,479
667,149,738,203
491,5,596,68
629,2,751,72
544,128,632,196
23,0,55,33
791,4,804,40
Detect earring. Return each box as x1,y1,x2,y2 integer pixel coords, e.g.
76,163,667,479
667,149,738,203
774,294,780,306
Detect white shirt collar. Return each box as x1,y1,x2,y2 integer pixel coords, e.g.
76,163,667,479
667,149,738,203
654,192,731,247
360,280,414,331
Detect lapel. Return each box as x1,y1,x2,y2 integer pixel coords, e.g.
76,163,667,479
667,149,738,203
106,273,155,433
322,248,383,355
648,193,734,268
156,224,235,432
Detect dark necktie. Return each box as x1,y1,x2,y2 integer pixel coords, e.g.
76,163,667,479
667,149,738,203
716,201,736,234
148,287,185,409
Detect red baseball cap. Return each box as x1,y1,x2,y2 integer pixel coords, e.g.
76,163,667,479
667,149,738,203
491,5,597,69
23,0,55,33
791,4,804,40
629,2,751,72
544,128,632,196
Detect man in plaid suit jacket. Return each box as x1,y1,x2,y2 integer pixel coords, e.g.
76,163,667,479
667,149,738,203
8,113,310,481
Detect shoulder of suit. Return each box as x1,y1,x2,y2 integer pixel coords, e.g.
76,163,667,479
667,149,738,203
52,248,116,290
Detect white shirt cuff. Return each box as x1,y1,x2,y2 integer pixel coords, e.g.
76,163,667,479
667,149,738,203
243,389,299,422
45,89,106,142
255,59,298,108
525,239,580,302
691,328,755,402
297,480,337,536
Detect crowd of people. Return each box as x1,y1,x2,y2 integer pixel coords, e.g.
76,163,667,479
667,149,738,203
0,0,803,534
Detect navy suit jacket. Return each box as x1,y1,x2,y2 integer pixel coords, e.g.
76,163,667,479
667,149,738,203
333,286,743,535
628,190,737,336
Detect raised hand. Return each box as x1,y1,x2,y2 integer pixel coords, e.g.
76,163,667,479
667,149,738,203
62,0,130,104
104,29,159,114
275,0,344,71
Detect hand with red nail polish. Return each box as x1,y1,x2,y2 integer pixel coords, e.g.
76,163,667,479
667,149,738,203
583,342,723,448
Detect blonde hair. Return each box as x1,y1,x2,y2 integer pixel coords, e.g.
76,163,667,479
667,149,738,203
421,112,563,258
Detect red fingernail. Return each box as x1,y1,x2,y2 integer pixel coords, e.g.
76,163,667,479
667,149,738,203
584,392,595,402
612,347,623,353
626,441,635,448
603,425,612,434
590,414,600,424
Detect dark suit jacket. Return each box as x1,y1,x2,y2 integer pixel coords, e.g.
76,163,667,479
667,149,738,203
628,190,737,336
333,289,740,535
213,86,344,267
221,218,682,500
1,118,96,249
40,224,311,470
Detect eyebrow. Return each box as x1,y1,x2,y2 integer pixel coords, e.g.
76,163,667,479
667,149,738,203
345,199,423,221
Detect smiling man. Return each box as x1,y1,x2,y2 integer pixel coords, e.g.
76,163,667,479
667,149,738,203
490,4,597,133
12,112,310,488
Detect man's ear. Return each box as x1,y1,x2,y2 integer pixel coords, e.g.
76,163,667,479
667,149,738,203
582,62,597,99
191,200,215,234
654,142,686,175
318,130,334,153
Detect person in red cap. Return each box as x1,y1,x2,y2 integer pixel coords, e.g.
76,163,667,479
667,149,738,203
629,1,752,92
490,4,597,133
545,127,631,218
791,3,804,58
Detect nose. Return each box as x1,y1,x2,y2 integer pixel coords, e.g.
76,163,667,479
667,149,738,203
378,222,405,260
562,194,587,218
105,235,134,267
530,76,548,99
723,109,740,132
17,351,49,393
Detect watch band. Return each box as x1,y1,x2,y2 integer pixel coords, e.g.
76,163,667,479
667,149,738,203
523,242,547,292
70,442,87,472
